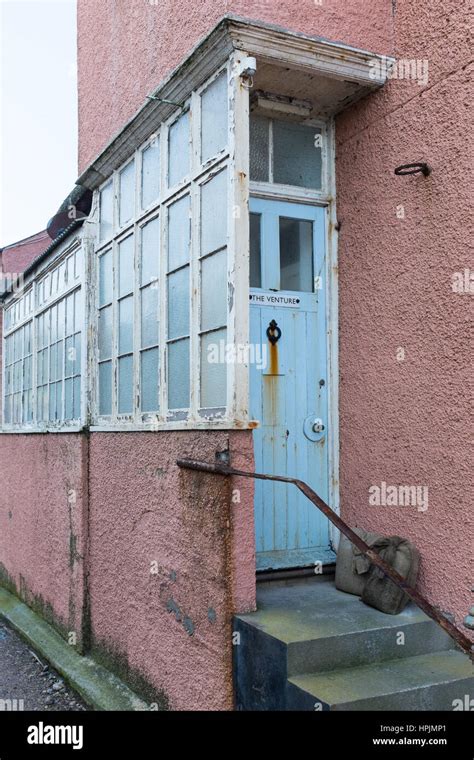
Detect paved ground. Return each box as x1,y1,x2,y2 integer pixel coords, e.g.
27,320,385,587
0,620,88,711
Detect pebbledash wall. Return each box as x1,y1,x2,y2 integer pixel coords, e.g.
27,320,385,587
0,0,472,713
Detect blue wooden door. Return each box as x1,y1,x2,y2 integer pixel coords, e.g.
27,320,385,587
249,198,333,570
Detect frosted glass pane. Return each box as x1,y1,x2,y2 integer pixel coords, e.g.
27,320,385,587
99,306,112,360
167,267,189,339
141,285,159,348
99,181,113,241
118,355,133,414
168,111,189,187
249,115,270,182
250,213,262,287
201,169,227,256
56,340,64,381
141,140,160,208
73,333,81,376
57,298,65,340
273,121,322,188
201,71,228,163
119,235,134,297
65,336,74,377
140,348,159,412
99,250,113,306
279,217,314,292
119,160,135,226
201,329,227,408
65,378,73,420
50,305,57,343
168,339,189,409
168,195,190,271
73,376,81,419
74,289,83,332
119,296,134,354
201,250,227,331
99,361,112,415
141,216,160,286
66,294,74,336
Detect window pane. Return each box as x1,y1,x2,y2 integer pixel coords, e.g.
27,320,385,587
73,376,81,419
57,298,65,340
119,296,134,355
250,213,262,288
141,285,159,348
279,217,314,292
66,293,74,335
65,336,74,377
273,121,322,189
99,181,113,241
141,140,160,208
168,195,190,271
118,355,133,414
98,306,113,360
74,289,83,332
201,250,227,331
65,377,73,420
119,235,134,297
201,169,227,256
168,339,189,410
201,329,227,408
99,361,112,415
141,216,160,286
73,333,81,376
168,110,189,187
140,348,159,412
201,71,228,163
99,250,113,306
167,267,189,339
119,159,135,226
249,115,270,182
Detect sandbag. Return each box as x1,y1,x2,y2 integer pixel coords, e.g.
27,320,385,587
361,535,420,615
335,527,383,596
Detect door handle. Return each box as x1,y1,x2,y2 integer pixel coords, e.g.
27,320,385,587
266,319,281,345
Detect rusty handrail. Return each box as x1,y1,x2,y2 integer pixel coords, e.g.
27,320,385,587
176,458,474,660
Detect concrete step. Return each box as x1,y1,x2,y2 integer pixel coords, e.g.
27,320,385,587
237,576,455,675
234,577,470,711
287,650,474,711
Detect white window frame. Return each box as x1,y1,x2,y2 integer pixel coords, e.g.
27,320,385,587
1,235,86,433
90,59,251,431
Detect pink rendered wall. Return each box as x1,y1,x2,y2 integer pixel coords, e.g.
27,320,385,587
77,0,394,171
87,430,255,710
0,434,88,649
336,0,472,632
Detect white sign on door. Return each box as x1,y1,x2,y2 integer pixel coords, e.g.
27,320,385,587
250,292,301,308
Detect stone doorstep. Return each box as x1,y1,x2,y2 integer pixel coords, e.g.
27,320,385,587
0,587,148,712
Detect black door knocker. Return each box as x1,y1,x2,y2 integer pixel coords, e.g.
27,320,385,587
266,319,282,345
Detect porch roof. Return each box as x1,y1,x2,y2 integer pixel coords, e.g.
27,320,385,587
77,14,394,191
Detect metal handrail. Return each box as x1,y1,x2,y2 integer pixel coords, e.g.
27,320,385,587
176,457,474,660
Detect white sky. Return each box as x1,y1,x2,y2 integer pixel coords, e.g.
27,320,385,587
0,0,77,247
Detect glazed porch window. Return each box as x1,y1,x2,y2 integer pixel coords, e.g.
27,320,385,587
3,247,83,428
95,68,229,425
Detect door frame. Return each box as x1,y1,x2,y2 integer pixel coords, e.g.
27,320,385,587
248,118,340,551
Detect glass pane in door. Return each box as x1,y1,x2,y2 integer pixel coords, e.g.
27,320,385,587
279,217,313,292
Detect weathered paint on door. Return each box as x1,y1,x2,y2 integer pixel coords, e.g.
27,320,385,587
249,198,333,570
